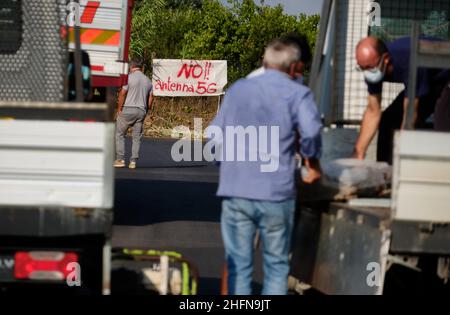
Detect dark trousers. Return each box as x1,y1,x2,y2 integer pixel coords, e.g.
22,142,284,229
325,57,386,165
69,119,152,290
377,82,448,164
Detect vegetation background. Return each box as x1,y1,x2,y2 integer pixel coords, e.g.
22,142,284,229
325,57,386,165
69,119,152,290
128,0,319,137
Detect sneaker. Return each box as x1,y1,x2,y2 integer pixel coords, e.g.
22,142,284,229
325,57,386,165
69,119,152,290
114,159,125,168
128,161,136,169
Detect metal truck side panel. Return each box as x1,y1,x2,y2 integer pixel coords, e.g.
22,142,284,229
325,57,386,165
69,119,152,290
0,120,114,209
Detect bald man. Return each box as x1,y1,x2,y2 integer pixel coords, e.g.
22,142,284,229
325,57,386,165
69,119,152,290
353,36,450,163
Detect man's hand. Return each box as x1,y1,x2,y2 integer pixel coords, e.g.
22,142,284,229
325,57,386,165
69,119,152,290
115,108,122,121
354,94,382,160
352,147,365,160
401,97,419,130
147,92,154,113
302,158,321,184
116,88,127,120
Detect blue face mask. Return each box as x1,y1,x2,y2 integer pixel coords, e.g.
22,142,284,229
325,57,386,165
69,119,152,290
363,58,387,84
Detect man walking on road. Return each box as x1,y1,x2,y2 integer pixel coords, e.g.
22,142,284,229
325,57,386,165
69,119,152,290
114,58,154,169
210,39,322,295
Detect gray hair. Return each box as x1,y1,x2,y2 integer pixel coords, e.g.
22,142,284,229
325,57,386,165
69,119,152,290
263,39,301,71
129,58,143,69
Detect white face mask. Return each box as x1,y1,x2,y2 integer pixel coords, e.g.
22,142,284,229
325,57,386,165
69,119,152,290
363,58,386,84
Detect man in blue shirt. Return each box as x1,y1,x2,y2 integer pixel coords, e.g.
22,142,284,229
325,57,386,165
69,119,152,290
209,39,322,295
248,33,312,85
354,36,450,163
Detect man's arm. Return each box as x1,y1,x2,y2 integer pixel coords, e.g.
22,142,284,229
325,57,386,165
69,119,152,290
401,97,419,130
117,88,128,113
303,158,321,184
296,90,323,184
147,92,154,112
353,94,382,159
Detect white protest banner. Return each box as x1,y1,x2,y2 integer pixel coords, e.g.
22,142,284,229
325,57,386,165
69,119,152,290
152,59,227,97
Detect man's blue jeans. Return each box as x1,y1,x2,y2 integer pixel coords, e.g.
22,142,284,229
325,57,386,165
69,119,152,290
221,197,295,295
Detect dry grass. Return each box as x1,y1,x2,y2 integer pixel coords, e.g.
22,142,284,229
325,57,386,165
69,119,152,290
142,96,221,138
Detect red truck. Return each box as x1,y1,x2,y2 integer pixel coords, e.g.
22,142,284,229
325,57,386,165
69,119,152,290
66,0,134,100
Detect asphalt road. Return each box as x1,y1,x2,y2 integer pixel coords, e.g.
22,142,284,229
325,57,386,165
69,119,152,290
112,137,263,294
111,137,450,296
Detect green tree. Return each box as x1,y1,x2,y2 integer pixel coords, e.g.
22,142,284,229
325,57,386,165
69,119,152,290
130,0,320,83
130,0,202,70
130,0,166,61
166,0,202,8
180,0,319,83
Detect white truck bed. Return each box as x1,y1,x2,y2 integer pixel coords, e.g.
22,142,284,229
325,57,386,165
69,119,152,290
392,131,450,223
0,120,114,209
